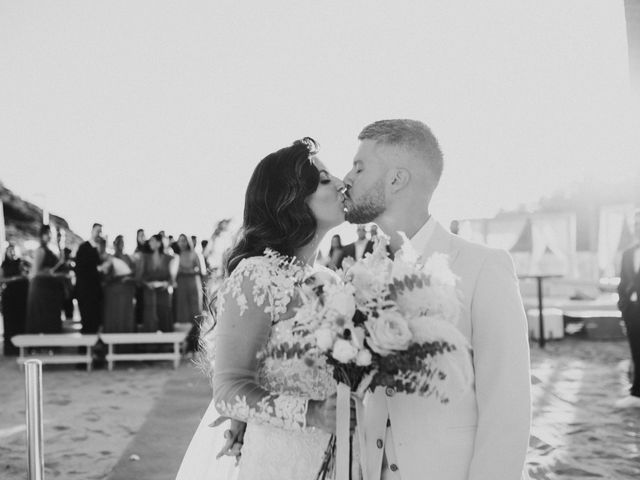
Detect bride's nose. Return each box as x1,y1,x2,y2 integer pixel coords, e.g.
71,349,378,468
333,177,346,192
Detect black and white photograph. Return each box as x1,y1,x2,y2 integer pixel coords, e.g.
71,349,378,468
1,1,640,479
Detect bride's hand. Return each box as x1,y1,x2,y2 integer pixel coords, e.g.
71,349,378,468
306,395,357,434
210,417,246,463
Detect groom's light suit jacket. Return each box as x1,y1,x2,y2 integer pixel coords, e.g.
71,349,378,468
363,220,531,480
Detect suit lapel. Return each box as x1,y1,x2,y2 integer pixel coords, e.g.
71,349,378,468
418,222,461,266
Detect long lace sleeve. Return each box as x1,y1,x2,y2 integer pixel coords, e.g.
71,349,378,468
212,257,310,431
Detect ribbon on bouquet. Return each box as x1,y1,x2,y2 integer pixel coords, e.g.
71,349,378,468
335,383,350,480
335,383,367,480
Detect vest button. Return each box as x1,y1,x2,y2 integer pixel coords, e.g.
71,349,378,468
385,387,395,397
376,439,383,449
390,464,399,472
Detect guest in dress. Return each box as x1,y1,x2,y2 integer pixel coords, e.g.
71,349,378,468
102,235,136,333
169,235,181,255
58,247,75,322
137,234,174,332
327,234,344,271
339,224,374,267
1,245,29,355
133,228,149,327
134,228,150,256
175,234,204,352
75,223,104,334
25,225,65,334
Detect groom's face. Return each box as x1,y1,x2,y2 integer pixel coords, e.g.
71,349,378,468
342,140,387,224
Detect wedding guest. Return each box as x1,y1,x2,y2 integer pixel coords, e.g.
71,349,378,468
102,235,136,333
617,208,640,408
175,234,203,352
369,223,379,241
191,235,198,251
58,247,75,322
327,234,344,270
75,223,104,334
134,228,150,255
339,224,373,265
136,233,174,332
1,245,29,355
161,231,175,257
169,235,180,255
450,219,460,235
133,228,149,327
25,225,65,334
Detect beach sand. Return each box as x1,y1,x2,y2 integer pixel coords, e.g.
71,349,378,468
1,338,639,479
0,358,173,480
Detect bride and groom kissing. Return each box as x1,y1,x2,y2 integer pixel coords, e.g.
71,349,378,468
176,119,531,480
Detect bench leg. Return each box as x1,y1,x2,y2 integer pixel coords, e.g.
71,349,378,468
18,347,25,370
173,342,180,369
108,344,114,371
87,346,92,372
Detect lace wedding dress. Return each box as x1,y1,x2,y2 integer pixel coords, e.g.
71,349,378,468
176,251,336,480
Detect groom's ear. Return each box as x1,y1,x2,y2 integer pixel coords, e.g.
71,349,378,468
389,168,410,192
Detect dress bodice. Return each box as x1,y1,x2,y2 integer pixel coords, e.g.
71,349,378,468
209,249,336,432
138,253,172,282
177,251,200,276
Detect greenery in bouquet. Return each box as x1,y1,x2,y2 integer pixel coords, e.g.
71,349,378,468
343,234,474,403
291,270,375,392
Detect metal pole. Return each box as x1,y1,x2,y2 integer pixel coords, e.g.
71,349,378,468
25,359,44,480
537,276,546,349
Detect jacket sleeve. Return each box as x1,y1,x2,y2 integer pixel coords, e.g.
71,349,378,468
467,249,531,480
211,260,310,431
618,250,631,312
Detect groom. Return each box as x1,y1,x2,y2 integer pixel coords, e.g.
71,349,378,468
342,119,531,480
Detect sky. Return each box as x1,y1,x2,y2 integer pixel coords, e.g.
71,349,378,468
1,0,638,252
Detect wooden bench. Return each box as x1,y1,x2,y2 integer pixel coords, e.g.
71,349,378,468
99,332,188,371
563,310,625,340
11,334,99,372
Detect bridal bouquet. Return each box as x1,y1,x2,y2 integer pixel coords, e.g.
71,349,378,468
341,234,473,403
292,236,473,480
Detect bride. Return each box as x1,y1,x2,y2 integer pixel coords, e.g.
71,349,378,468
176,138,347,479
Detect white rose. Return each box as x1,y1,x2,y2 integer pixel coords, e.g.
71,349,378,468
346,262,378,302
328,289,356,319
314,328,335,351
355,349,373,367
332,339,358,363
365,310,413,356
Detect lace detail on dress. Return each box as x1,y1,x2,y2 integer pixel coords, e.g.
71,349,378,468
216,393,309,431
211,249,333,432
217,248,306,321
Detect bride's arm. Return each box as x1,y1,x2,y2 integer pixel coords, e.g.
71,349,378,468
212,262,311,431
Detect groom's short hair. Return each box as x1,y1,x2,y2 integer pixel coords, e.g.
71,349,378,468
358,119,443,184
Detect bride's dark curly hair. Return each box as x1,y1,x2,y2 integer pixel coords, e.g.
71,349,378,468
224,137,321,275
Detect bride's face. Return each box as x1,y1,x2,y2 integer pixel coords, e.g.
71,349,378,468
307,158,345,231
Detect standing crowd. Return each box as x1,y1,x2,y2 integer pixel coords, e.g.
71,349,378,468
0,223,210,356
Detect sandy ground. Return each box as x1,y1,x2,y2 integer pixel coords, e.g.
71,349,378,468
0,359,173,480
1,339,639,479
528,339,640,479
